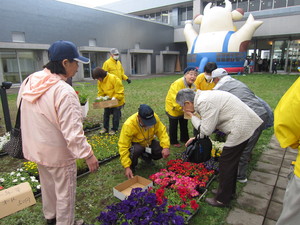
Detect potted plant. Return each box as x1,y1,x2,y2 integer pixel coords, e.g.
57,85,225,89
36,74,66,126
76,91,89,117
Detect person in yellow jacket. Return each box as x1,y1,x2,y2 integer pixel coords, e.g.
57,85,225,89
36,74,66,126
92,67,125,135
102,48,131,84
194,62,217,90
118,104,170,179
165,66,197,147
274,77,300,225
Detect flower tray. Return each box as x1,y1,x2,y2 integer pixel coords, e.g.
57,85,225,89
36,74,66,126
205,174,216,189
0,152,8,157
93,99,118,109
186,189,207,224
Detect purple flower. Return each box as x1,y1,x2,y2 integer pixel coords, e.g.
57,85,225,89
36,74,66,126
97,188,188,224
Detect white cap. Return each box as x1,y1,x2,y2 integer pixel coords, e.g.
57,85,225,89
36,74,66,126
110,48,119,55
211,68,228,78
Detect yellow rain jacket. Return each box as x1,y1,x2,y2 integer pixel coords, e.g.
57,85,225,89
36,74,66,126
194,73,215,90
96,73,125,107
274,77,300,177
118,112,170,168
102,57,128,81
165,77,196,117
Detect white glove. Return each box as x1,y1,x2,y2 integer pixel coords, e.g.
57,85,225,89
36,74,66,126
112,97,116,100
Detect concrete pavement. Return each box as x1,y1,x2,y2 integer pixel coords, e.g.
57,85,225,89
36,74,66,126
226,135,297,225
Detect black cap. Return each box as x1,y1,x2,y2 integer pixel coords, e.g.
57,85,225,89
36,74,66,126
138,104,156,127
184,66,198,74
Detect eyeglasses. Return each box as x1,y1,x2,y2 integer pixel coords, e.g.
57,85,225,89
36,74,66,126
187,71,198,77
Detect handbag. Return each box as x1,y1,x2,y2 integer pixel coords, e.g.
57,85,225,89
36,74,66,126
3,99,24,159
182,128,212,163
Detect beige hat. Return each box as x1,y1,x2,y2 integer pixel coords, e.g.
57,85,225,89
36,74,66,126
211,68,228,78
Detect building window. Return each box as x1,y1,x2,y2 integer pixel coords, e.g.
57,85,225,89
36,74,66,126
261,0,273,10
274,0,287,8
12,32,25,43
178,6,193,25
238,0,249,12
140,10,170,24
1,51,37,83
231,0,238,9
249,0,260,11
89,39,96,47
162,11,169,24
288,0,300,6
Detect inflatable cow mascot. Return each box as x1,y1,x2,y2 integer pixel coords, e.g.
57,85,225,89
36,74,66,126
184,0,263,73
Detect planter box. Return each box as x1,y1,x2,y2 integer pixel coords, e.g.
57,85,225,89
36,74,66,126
93,99,118,109
113,176,153,201
81,100,89,118
0,182,36,219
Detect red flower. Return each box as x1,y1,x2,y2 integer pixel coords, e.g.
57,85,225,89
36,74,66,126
180,204,187,209
0,186,4,190
190,200,199,210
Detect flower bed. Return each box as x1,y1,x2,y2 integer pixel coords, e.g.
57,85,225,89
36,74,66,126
98,158,218,224
1,132,120,194
0,163,40,194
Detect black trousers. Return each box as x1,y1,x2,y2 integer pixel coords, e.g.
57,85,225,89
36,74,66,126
215,139,249,204
129,140,163,169
168,116,189,145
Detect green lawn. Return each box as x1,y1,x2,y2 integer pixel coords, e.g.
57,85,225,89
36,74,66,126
0,74,299,225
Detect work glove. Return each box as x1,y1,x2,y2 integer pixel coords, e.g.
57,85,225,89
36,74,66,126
127,79,131,84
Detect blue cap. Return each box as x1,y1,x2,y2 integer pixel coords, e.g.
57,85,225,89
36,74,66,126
184,66,198,74
138,104,156,127
48,40,90,64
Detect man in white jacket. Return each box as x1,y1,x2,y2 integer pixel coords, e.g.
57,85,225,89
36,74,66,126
212,68,273,183
18,40,99,225
176,88,262,207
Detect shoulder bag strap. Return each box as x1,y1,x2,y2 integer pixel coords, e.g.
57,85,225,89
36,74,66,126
15,78,29,129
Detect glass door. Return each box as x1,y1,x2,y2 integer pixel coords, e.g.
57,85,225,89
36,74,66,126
272,40,288,71
287,40,300,73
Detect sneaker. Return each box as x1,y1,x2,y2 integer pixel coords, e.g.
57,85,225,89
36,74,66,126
109,130,116,135
173,143,181,148
99,128,107,134
74,219,86,225
237,178,248,183
46,218,56,225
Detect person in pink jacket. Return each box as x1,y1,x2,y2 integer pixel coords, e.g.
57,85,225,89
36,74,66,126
18,40,99,225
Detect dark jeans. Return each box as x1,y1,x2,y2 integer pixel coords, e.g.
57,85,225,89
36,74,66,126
215,139,249,204
103,106,122,132
129,140,163,169
238,113,268,180
168,116,189,145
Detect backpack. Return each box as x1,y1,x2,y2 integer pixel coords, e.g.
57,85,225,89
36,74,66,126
182,135,212,163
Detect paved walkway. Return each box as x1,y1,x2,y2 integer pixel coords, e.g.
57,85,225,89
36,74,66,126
226,135,297,225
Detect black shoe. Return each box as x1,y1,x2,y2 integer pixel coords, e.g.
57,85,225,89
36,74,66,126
205,198,228,207
211,189,236,199
46,218,56,225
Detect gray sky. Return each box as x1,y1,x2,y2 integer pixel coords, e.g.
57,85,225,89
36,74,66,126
56,0,122,8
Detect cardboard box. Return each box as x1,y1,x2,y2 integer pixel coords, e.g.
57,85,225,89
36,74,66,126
0,182,36,219
113,176,153,200
93,99,118,109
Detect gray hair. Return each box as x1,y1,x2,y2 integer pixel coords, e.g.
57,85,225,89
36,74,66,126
176,88,195,106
